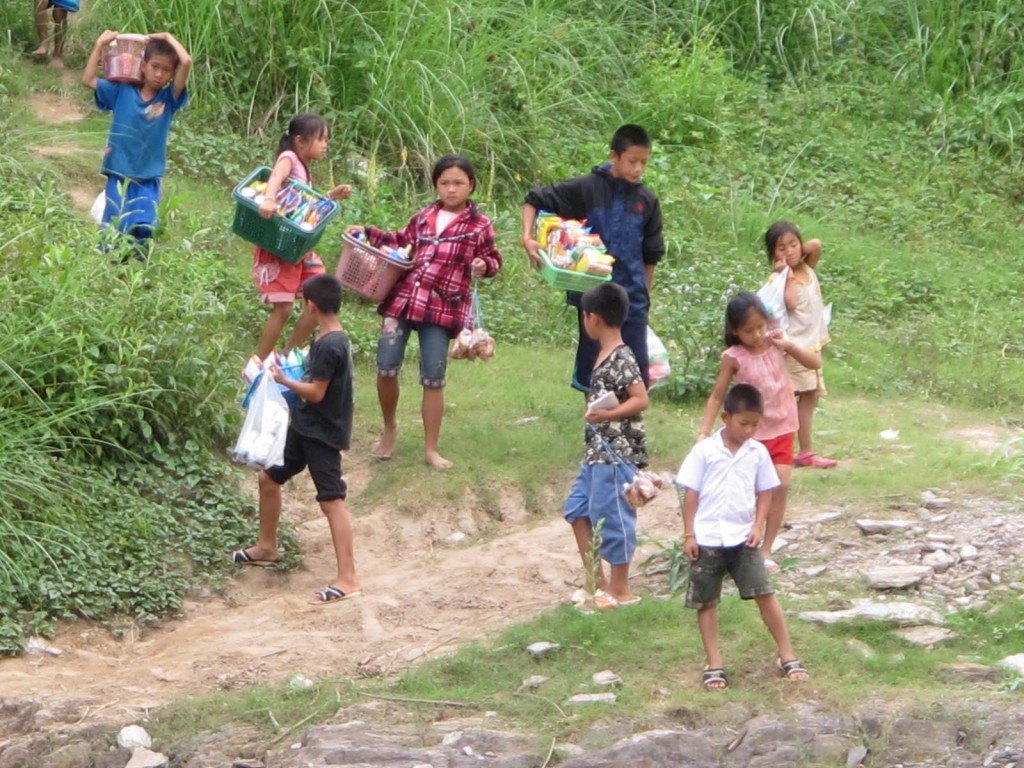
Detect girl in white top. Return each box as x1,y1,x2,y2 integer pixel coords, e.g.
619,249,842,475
765,221,836,469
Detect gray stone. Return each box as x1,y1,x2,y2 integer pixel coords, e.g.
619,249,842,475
525,641,559,656
125,748,169,768
591,670,622,687
847,744,868,768
559,730,720,768
937,662,1002,682
922,550,957,572
567,693,617,705
118,725,153,750
800,599,945,627
867,565,933,589
803,510,844,525
960,544,980,560
856,519,914,535
998,654,1024,676
519,675,548,690
894,626,958,646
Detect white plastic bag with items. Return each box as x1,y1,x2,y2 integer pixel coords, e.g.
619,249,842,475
756,266,790,330
89,191,106,224
232,372,290,469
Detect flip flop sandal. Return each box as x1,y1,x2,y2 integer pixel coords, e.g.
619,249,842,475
701,666,728,690
310,586,362,605
778,658,809,680
230,549,278,567
794,451,838,468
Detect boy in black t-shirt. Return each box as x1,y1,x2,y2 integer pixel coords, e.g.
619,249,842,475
231,274,361,605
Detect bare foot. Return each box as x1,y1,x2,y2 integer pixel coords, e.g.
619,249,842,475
49,56,66,69
31,47,48,61
372,427,397,460
424,450,453,470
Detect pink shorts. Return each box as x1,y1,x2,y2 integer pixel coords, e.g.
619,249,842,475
253,247,325,304
758,432,795,466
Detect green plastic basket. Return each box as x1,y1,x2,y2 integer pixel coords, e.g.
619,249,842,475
231,167,339,264
537,249,611,292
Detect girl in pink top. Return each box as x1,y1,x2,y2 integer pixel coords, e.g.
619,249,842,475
697,292,821,571
252,113,352,359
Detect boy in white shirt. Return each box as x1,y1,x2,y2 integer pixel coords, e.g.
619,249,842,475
676,383,808,690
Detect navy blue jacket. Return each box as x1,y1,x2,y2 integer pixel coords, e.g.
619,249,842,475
525,163,664,323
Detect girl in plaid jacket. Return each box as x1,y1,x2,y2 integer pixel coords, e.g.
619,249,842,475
352,154,502,469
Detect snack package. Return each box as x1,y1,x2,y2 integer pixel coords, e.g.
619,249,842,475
646,327,671,388
622,470,666,509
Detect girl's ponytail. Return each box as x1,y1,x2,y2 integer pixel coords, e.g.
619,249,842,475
277,131,293,156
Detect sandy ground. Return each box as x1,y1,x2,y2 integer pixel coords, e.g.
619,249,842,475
0,451,685,722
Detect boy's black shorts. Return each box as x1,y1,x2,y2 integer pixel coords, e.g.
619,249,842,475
265,427,346,502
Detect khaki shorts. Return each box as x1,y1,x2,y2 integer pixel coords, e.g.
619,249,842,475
685,544,774,610
785,355,827,395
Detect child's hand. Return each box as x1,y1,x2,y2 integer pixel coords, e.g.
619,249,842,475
521,236,542,270
585,409,609,425
766,328,789,350
329,184,352,201
258,195,277,220
471,258,486,278
267,362,284,384
745,528,763,549
683,536,699,561
96,29,119,47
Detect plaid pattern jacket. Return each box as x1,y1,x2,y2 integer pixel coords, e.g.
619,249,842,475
366,201,502,334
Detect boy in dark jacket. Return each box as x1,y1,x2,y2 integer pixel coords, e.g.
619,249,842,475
522,124,665,391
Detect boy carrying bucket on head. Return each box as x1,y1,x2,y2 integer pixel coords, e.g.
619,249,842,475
83,30,191,261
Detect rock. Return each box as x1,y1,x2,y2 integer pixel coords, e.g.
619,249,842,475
921,493,952,510
24,637,62,656
231,761,265,768
879,429,900,441
856,519,914,535
960,544,980,560
845,639,876,659
125,748,168,768
998,654,1024,677
894,626,958,646
288,674,313,690
591,670,622,687
799,599,945,627
567,693,617,705
804,511,844,525
937,662,1002,682
922,550,957,572
803,565,828,577
519,675,549,690
867,565,933,589
771,536,789,552
847,744,868,768
118,726,153,750
526,641,560,657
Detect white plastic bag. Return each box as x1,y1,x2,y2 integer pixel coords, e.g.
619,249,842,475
646,327,671,388
756,266,789,330
232,372,290,469
89,191,106,224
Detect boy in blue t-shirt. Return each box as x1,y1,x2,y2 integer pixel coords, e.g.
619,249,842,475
83,30,192,260
522,124,665,392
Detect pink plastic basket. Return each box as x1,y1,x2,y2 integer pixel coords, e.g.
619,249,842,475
335,233,413,302
104,34,148,84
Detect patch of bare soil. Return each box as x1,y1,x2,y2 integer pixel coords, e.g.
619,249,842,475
0,448,685,728
29,91,87,124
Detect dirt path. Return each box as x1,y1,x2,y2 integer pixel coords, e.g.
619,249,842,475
0,446,686,720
